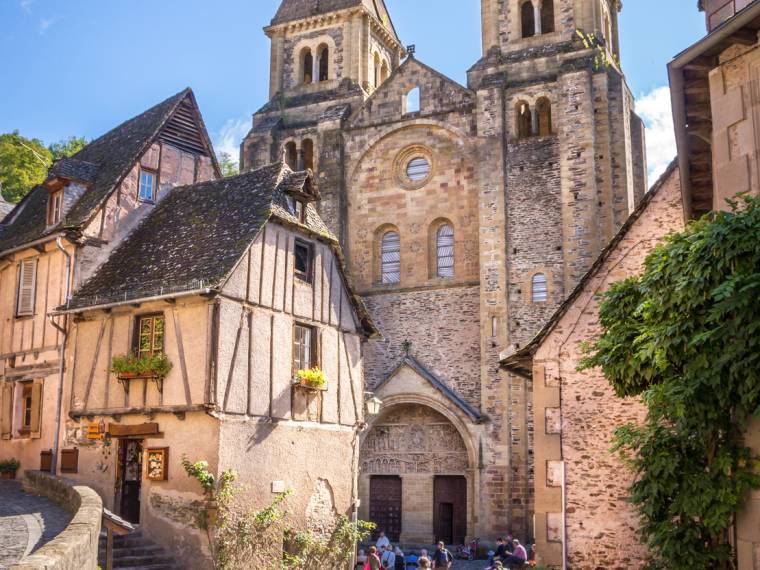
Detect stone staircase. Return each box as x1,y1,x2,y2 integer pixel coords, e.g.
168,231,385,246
98,529,180,570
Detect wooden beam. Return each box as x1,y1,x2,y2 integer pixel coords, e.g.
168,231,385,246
82,318,109,410
171,307,193,407
728,28,758,46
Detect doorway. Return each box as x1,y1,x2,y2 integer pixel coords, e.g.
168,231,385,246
117,439,143,524
434,476,467,545
369,475,402,543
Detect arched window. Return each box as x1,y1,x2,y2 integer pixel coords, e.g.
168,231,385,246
284,142,298,170
374,53,381,88
380,60,390,83
436,224,455,279
532,273,548,303
404,87,420,114
516,101,532,138
318,45,329,82
302,139,314,171
521,1,536,38
380,231,401,284
302,48,313,85
541,0,555,34
536,97,552,136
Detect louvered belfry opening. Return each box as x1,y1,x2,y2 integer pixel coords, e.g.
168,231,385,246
436,224,455,279
158,98,209,156
381,231,401,284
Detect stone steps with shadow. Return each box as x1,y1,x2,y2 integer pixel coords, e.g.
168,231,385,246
98,529,181,570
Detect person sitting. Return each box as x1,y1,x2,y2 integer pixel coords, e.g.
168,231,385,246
377,531,391,551
487,537,507,567
394,547,406,570
503,539,528,567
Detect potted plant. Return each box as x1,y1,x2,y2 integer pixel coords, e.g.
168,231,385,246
111,352,172,380
0,458,21,480
295,367,328,391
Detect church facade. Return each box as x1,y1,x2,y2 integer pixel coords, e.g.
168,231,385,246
243,0,647,544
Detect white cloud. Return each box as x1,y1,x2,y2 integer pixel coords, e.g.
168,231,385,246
213,117,250,165
39,17,57,33
20,0,34,13
637,85,677,184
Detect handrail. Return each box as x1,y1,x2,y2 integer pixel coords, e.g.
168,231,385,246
102,509,135,570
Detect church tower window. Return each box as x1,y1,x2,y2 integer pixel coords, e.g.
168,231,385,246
536,97,553,136
302,48,313,85
284,141,298,170
532,273,549,303
404,87,420,115
318,45,329,82
516,101,532,138
381,231,401,284
436,224,455,279
541,0,555,34
521,1,536,38
302,139,314,171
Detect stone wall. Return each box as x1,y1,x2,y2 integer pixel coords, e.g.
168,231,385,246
363,286,481,409
12,470,102,570
529,165,684,568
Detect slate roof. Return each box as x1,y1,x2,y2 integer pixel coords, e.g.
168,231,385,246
271,0,399,42
500,159,680,378
0,88,215,253
61,162,377,336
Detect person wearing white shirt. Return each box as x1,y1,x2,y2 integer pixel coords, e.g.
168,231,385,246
381,545,396,570
376,531,390,551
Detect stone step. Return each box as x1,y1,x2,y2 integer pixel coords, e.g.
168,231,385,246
112,554,176,568
99,544,165,557
98,531,179,570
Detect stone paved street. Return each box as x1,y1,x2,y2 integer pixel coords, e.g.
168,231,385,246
0,480,73,569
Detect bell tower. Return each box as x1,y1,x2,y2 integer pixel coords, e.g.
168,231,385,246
264,0,404,98
481,0,621,56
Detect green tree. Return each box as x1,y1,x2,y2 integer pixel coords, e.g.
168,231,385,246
0,131,52,203
48,136,88,161
580,195,760,569
218,152,239,178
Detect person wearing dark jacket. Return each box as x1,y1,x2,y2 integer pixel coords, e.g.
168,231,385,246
431,542,453,569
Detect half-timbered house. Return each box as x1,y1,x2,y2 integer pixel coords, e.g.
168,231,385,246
53,162,376,566
0,89,219,476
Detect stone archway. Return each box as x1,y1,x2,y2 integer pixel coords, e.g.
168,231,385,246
359,403,472,545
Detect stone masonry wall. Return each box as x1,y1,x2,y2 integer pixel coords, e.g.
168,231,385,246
363,286,481,409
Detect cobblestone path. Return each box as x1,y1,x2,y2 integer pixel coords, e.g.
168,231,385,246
0,480,73,569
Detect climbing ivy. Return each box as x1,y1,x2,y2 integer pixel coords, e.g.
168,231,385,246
580,195,760,569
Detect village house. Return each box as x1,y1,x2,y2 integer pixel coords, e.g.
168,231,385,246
52,161,375,566
0,89,219,478
242,0,647,544
501,0,760,568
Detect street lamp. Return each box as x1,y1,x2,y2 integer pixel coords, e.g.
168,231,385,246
365,393,382,416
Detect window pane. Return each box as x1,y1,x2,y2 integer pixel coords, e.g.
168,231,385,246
406,157,430,181
436,225,455,279
295,243,310,276
381,232,401,284
139,171,155,201
532,273,549,302
153,317,164,353
294,325,314,370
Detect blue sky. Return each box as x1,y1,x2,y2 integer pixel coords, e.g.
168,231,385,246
0,0,705,179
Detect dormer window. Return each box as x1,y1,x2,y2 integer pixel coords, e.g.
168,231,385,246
47,189,63,226
138,169,157,202
295,200,306,223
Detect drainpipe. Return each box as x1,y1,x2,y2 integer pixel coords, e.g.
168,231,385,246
49,237,72,475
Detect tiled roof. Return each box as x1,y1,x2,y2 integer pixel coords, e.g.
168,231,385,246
62,162,377,335
0,88,213,253
48,158,99,183
271,0,399,42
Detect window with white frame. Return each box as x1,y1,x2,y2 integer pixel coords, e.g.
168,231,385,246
532,273,549,303
138,169,157,202
380,231,401,284
436,224,455,279
16,259,37,317
293,323,317,372
47,189,63,226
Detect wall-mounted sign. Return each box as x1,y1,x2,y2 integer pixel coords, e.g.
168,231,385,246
145,447,168,481
86,421,105,440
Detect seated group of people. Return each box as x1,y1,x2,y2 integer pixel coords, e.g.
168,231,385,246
486,536,530,568
357,533,454,569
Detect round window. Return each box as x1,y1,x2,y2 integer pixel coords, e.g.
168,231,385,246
406,157,431,182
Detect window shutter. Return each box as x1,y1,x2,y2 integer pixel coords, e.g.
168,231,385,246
1,383,12,440
30,382,42,439
16,259,37,316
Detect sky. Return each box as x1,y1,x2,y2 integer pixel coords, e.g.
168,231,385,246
0,0,706,182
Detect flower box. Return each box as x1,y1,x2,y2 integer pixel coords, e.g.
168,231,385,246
294,367,328,392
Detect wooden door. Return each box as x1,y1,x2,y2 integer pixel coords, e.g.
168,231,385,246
434,476,467,545
369,475,402,543
118,439,143,523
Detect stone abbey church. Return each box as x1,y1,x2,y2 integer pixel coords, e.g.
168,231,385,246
244,0,647,545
